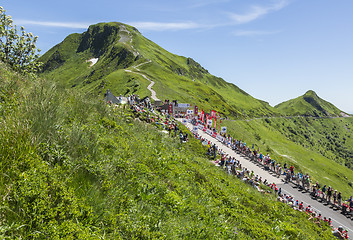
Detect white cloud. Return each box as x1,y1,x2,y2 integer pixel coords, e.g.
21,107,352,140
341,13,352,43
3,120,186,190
15,19,90,29
228,0,289,24
188,0,231,9
128,1,290,31
233,30,281,36
14,19,203,32
127,21,202,31
14,1,289,32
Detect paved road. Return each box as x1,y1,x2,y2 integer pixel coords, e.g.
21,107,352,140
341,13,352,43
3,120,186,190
181,120,353,238
227,115,352,122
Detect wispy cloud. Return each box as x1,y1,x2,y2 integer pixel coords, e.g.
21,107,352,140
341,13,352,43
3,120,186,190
188,0,231,9
15,19,90,29
127,21,203,31
227,0,289,24
133,1,290,31
14,19,203,32
14,0,289,32
233,30,281,36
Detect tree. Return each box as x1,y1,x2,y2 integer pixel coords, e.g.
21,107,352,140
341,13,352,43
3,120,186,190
0,6,42,76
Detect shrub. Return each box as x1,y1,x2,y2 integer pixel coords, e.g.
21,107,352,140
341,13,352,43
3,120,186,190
0,7,42,76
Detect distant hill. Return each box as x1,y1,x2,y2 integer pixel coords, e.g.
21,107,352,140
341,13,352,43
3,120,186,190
275,90,349,117
39,22,277,118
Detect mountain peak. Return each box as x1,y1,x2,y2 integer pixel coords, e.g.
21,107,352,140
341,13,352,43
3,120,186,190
38,22,278,118
303,90,321,101
276,90,345,117
304,90,317,96
77,22,138,57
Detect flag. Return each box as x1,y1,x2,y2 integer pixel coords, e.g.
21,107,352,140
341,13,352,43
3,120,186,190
214,118,217,129
168,104,173,114
194,105,198,115
211,110,216,119
219,119,221,133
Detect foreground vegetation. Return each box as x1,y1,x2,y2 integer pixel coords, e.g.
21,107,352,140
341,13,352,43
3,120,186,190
0,62,334,239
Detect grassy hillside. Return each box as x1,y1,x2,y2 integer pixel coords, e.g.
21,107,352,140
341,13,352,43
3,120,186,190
275,90,348,117
0,62,334,239
38,23,138,94
39,22,277,118
270,117,353,169
222,117,353,199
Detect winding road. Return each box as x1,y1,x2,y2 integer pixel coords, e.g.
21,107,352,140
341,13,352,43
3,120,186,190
181,119,353,238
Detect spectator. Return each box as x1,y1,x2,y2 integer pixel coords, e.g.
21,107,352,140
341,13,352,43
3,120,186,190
337,192,342,206
332,226,345,239
179,131,184,144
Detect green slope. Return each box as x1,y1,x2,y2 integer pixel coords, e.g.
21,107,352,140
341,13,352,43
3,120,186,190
0,62,334,239
275,90,348,117
269,117,353,169
39,22,277,118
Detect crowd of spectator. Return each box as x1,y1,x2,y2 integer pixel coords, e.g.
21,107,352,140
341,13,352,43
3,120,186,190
108,98,351,239
193,130,350,239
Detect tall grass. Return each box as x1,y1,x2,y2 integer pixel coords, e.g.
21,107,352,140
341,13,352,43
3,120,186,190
0,62,334,239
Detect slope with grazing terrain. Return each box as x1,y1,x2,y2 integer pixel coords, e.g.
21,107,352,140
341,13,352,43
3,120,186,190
268,116,353,169
275,90,349,117
0,61,335,239
39,22,277,118
269,90,353,174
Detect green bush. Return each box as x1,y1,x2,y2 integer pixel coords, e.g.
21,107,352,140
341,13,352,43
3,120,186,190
0,7,42,75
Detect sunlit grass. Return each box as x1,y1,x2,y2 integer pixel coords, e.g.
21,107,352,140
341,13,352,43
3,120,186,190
0,61,334,239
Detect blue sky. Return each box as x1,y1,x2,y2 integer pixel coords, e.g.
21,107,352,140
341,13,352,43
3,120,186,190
3,0,353,113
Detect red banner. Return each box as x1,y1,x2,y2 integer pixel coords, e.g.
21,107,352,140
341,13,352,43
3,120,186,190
194,105,198,115
168,104,173,114
211,110,216,119
212,132,217,138
214,118,217,129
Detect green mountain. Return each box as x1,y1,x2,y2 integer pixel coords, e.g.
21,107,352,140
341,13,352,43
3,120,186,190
38,22,353,178
39,22,277,118
275,90,348,117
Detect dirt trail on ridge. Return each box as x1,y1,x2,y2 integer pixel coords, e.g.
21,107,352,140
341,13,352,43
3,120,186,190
119,24,159,101
125,60,159,101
